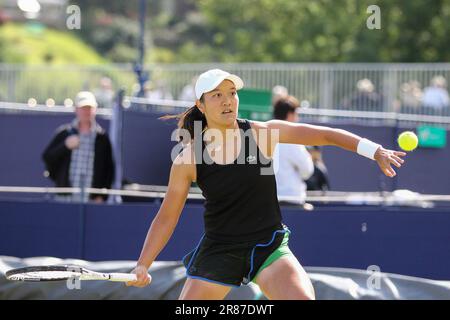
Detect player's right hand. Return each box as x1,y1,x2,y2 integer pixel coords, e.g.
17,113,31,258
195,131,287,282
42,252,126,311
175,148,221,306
126,265,152,287
65,135,80,150
374,147,406,178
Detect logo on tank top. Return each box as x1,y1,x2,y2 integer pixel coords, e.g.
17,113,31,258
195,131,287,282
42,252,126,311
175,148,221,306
246,155,257,163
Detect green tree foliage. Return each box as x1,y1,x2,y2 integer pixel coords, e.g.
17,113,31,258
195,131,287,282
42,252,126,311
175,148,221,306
2,0,448,63
0,23,104,64
194,0,450,62
74,0,188,63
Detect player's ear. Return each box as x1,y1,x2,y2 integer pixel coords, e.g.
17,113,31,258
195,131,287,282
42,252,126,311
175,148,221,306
196,99,205,114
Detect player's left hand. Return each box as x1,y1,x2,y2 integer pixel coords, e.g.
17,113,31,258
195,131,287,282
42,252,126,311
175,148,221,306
374,147,406,178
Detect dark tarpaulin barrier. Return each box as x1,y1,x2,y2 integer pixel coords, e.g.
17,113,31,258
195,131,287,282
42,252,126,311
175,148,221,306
1,256,450,300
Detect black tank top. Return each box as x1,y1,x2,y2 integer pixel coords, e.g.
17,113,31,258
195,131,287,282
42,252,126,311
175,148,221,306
195,119,283,242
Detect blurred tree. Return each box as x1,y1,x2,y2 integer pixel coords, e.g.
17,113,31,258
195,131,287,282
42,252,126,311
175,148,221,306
374,0,450,62
4,0,448,63
193,0,450,62
71,0,201,63
0,23,104,64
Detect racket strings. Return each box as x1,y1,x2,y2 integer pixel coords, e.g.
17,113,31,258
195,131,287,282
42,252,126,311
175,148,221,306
6,266,134,282
8,270,80,280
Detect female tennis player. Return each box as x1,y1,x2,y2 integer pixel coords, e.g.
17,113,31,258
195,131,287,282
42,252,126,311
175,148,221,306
126,69,406,300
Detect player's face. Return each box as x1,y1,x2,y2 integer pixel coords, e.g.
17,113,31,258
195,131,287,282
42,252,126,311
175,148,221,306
198,80,239,127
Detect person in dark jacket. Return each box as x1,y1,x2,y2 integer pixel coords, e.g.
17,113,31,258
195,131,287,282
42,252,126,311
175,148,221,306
305,146,330,191
42,91,114,202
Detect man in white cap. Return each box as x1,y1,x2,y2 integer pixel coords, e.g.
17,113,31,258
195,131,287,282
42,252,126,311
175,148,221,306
42,91,115,202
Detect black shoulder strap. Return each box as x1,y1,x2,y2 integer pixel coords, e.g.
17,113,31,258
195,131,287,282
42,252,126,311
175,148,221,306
237,118,251,131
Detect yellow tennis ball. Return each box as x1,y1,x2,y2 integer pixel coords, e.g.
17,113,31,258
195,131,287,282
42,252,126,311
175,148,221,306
398,131,418,151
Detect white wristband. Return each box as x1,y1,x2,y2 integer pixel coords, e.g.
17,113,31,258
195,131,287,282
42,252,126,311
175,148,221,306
357,138,381,160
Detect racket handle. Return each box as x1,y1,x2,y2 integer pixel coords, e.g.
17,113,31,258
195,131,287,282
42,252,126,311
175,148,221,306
109,273,138,282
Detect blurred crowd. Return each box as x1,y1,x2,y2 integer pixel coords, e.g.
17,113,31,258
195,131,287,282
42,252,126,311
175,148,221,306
75,73,450,115
396,75,450,112
340,75,449,112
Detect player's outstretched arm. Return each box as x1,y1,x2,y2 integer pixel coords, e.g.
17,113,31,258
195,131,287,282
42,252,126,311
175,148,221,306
126,146,195,287
264,120,406,178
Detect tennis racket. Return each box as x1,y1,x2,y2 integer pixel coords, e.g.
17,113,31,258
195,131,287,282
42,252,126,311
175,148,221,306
5,265,138,282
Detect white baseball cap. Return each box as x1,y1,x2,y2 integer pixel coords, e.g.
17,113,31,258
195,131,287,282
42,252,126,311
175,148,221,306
75,91,98,108
194,69,244,100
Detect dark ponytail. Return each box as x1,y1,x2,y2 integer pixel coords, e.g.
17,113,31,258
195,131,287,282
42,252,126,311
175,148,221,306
159,98,206,142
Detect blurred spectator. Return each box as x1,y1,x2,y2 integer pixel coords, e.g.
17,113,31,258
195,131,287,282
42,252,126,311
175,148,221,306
398,80,422,111
93,77,115,109
272,85,289,105
178,76,197,102
342,78,384,111
305,146,330,191
422,75,450,109
42,91,115,203
0,9,9,25
143,79,173,100
272,95,314,205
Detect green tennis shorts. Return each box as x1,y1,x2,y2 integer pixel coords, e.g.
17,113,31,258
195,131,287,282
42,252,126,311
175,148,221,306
252,230,293,282
182,225,294,287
